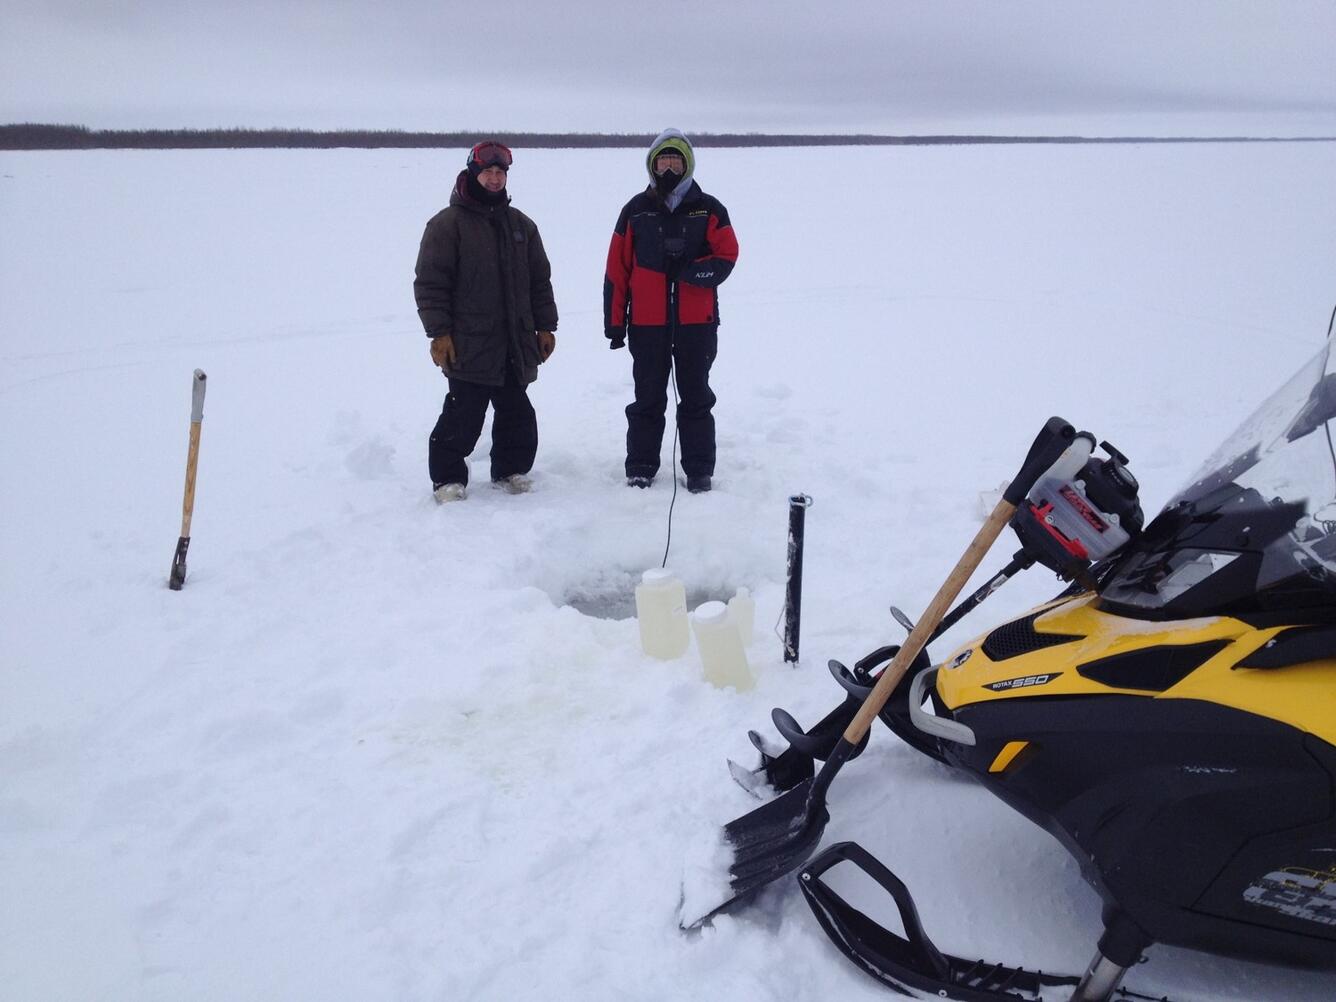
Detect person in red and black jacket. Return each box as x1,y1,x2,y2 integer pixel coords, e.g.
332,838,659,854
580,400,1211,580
604,128,739,493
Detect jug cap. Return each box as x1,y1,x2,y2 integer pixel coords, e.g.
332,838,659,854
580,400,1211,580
642,568,676,585
693,600,728,624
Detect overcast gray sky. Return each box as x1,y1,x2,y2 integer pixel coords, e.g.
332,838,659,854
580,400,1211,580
3,1,1335,134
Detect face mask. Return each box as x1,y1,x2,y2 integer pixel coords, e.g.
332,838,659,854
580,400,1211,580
466,171,507,205
654,169,683,195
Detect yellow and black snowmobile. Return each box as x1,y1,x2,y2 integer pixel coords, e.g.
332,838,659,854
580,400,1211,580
719,339,1336,1000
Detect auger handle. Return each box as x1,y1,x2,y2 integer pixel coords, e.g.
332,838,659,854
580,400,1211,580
1004,415,1078,505
842,417,1075,744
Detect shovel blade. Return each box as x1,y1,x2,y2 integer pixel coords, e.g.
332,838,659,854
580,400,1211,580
682,778,830,928
168,536,190,590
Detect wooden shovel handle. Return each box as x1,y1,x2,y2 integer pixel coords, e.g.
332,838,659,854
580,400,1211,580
179,421,203,537
178,369,207,536
843,498,1017,743
841,416,1074,743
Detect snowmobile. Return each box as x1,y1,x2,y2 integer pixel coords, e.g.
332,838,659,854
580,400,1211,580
707,338,1336,1001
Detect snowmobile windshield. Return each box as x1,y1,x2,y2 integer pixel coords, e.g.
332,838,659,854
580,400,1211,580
1100,340,1336,621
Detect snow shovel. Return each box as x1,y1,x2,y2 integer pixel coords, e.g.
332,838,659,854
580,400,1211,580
682,416,1077,928
168,369,207,590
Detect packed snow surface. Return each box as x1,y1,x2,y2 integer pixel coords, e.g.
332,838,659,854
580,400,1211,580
3,142,1335,1000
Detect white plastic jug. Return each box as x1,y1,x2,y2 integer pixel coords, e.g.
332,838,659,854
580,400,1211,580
635,569,689,659
727,587,755,646
692,600,753,691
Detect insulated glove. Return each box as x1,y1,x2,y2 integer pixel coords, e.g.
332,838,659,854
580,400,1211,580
606,328,626,350
537,330,556,362
430,335,456,370
662,236,687,279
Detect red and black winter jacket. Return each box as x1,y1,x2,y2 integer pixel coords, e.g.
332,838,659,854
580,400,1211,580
604,182,738,340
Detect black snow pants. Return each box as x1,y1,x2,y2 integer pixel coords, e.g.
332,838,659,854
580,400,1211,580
625,327,717,480
429,366,537,487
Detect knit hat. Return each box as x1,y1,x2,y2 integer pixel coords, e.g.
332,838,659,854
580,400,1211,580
646,128,694,180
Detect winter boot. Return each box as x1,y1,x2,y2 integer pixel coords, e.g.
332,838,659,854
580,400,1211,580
493,473,532,494
433,483,467,504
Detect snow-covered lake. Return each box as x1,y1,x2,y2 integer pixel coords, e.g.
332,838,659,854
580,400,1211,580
3,141,1335,1000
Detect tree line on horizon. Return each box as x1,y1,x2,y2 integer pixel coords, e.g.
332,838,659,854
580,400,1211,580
1,123,1327,151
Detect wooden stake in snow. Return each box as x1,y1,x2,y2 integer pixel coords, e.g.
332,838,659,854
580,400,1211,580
168,369,207,590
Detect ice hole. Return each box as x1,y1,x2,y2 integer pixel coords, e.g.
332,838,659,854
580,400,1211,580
560,576,737,621
563,586,637,621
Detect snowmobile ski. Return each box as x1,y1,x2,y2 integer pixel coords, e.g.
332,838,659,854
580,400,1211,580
799,841,1172,1002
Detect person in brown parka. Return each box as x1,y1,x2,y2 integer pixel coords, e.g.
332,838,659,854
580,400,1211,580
414,141,558,502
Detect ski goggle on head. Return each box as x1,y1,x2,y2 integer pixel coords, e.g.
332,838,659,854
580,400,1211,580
468,141,512,171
